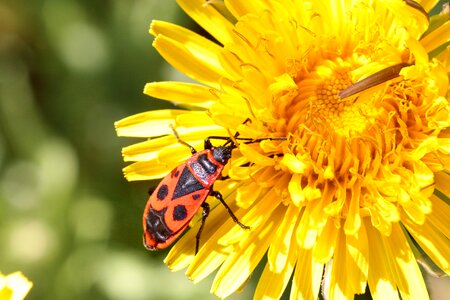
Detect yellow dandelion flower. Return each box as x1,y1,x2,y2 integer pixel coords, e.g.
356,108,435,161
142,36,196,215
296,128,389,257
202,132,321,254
0,272,32,300
115,0,450,299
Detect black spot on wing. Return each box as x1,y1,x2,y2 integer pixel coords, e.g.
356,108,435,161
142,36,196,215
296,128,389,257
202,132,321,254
157,184,169,200
173,205,188,221
192,194,201,200
146,208,172,243
171,168,180,178
172,167,204,200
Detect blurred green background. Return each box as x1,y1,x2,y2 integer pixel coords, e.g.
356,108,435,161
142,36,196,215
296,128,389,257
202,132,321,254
0,0,448,299
0,0,239,299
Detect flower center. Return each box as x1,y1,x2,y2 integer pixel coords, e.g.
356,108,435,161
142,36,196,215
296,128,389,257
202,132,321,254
291,59,381,138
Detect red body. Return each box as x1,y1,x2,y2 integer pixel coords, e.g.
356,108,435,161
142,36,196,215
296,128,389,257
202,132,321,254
143,149,225,250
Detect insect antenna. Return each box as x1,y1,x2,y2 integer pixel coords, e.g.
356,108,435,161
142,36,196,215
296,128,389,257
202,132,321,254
169,124,197,154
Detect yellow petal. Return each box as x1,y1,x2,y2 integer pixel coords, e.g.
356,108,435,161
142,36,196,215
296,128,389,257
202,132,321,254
267,205,300,273
184,202,241,282
428,194,450,239
344,182,362,235
123,161,178,181
295,207,318,249
290,247,324,300
153,34,227,87
235,180,263,208
177,0,235,45
420,20,450,53
218,188,282,245
435,171,450,197
121,125,227,162
171,182,239,278
401,210,450,275
288,174,305,206
345,220,369,294
0,272,33,300
280,153,308,174
144,81,215,109
406,136,440,160
328,228,353,300
384,223,430,300
150,20,223,69
115,110,183,137
225,0,268,18
419,0,440,12
383,0,429,39
254,234,297,300
157,143,199,164
313,218,339,263
309,182,335,229
239,143,276,166
211,205,284,299
406,36,429,66
365,219,400,300
122,137,173,162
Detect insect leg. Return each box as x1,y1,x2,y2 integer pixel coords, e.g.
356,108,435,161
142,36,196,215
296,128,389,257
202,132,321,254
195,202,210,254
147,187,155,195
170,124,197,154
203,137,215,150
210,190,250,229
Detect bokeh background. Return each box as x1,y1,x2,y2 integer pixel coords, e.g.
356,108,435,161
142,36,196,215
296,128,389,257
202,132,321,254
0,0,448,299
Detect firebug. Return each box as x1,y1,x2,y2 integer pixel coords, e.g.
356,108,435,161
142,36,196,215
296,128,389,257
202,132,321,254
143,123,285,254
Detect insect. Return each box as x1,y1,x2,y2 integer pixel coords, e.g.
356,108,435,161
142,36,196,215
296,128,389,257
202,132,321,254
143,124,285,254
